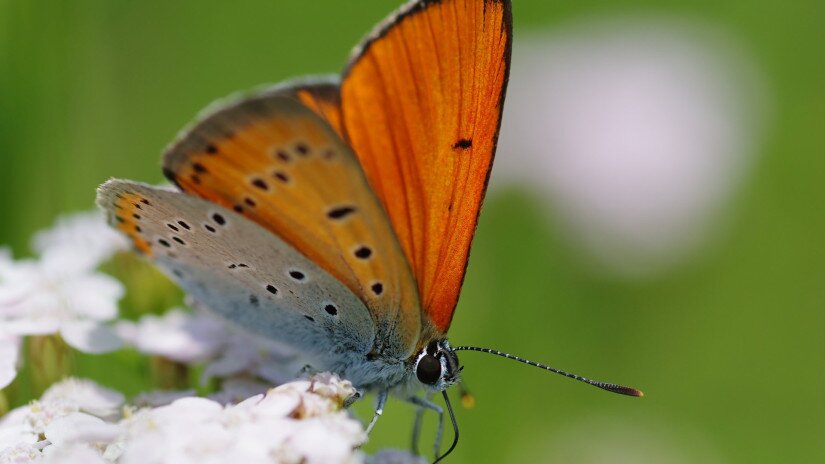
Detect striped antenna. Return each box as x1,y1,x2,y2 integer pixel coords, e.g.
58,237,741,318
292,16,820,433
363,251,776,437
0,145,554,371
453,346,644,397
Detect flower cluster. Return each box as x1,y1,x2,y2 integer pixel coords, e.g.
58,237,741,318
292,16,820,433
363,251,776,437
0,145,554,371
0,375,367,463
1,212,129,386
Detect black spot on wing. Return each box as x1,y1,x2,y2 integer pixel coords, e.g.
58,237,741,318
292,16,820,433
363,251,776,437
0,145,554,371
371,282,384,296
453,138,473,150
275,149,291,162
354,246,372,259
327,206,356,220
273,171,290,183
324,303,338,316
295,143,310,156
251,178,269,191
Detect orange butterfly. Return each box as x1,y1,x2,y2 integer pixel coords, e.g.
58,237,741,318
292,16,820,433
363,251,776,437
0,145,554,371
99,0,640,461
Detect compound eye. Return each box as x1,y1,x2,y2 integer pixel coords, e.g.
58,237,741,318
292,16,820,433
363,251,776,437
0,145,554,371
416,354,441,385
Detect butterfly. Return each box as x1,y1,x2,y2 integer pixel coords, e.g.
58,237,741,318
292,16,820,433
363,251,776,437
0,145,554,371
98,0,640,461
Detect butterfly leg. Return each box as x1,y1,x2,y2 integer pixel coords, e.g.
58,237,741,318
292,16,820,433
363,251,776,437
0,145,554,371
366,389,388,435
410,391,435,455
407,395,444,459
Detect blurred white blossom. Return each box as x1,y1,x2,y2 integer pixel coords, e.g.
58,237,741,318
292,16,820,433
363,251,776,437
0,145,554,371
31,211,128,270
115,309,225,364
208,377,273,406
495,18,767,276
0,211,127,353
0,331,20,389
0,442,43,463
37,378,125,421
42,443,110,464
0,406,40,457
117,306,303,388
201,328,301,387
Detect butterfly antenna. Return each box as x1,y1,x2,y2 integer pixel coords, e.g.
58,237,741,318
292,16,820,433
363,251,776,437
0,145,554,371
453,346,644,397
433,391,459,464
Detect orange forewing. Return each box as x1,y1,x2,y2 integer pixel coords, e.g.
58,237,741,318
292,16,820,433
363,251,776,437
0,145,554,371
341,0,512,332
163,94,421,359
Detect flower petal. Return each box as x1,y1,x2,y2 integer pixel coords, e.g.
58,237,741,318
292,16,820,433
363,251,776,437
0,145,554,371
44,412,119,446
60,321,123,354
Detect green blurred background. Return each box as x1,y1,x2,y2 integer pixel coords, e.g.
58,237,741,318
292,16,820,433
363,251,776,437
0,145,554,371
1,0,824,462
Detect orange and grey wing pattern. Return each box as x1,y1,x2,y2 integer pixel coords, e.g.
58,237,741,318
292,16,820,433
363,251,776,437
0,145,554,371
162,91,421,359
341,0,512,332
96,180,377,362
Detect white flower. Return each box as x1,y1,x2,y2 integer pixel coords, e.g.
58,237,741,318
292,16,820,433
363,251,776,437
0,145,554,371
42,413,119,448
0,406,40,456
112,373,365,464
0,331,20,389
0,442,43,463
495,18,766,276
201,329,302,387
42,443,109,464
38,378,124,421
0,249,123,353
118,306,303,388
0,375,379,464
116,309,225,363
31,211,129,269
0,379,123,462
208,377,271,406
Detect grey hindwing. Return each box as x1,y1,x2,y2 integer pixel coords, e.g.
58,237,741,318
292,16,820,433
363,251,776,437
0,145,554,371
97,180,376,365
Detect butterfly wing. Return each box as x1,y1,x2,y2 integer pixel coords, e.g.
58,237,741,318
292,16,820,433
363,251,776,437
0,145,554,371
97,179,376,363
340,0,512,332
161,91,421,360
283,78,345,137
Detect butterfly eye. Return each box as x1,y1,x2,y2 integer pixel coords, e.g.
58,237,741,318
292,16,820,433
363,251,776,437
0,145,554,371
416,354,441,385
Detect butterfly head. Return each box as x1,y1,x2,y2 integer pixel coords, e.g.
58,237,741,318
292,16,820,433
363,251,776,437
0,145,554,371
413,339,461,391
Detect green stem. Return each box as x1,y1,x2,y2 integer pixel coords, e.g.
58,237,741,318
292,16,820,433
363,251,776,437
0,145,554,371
150,356,190,390
27,335,73,396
